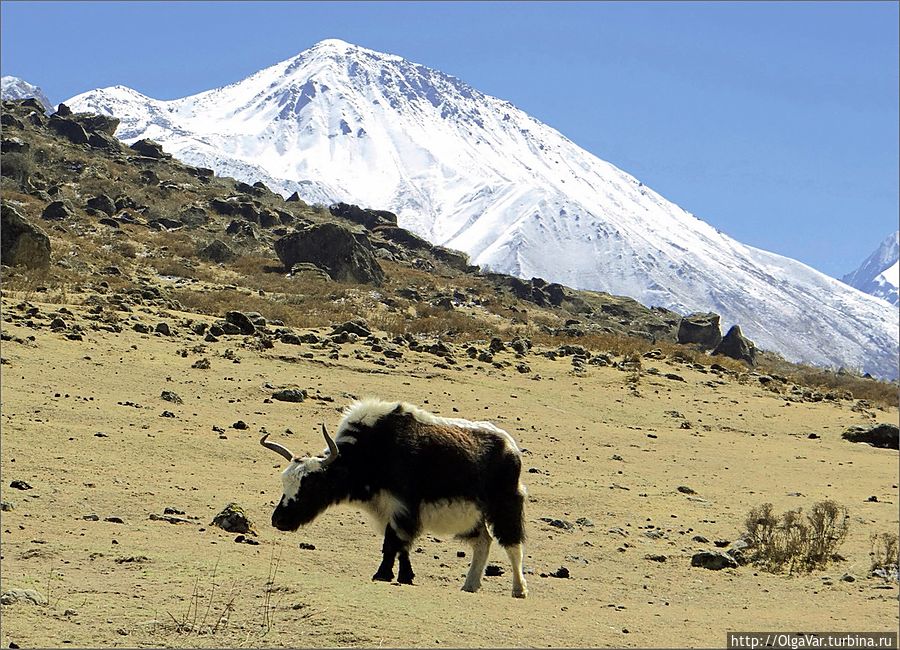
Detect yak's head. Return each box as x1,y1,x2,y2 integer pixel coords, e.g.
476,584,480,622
261,425,340,531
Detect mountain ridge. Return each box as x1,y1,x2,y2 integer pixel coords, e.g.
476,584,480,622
1,75,53,113
842,231,899,307
64,39,899,378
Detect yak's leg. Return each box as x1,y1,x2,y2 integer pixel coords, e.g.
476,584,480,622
461,522,492,593
503,542,528,599
372,524,400,582
397,548,415,585
392,510,418,585
489,484,529,598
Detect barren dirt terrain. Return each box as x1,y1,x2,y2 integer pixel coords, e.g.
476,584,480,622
1,295,897,648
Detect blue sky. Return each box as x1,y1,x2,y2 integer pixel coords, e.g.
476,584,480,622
2,1,897,279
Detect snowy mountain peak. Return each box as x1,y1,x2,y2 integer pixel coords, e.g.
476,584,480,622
64,40,899,378
842,231,900,307
1,75,53,113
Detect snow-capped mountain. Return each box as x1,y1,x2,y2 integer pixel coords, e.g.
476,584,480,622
2,76,53,113
842,232,899,307
65,39,899,378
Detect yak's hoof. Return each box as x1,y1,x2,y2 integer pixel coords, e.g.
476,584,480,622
372,570,394,582
512,586,528,599
398,572,415,585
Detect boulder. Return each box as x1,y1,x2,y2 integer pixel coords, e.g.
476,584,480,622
86,194,116,217
1,203,50,269
88,131,120,151
691,551,738,570
211,503,254,534
73,113,119,135
677,312,723,349
275,223,384,286
198,239,236,263
431,245,470,271
841,424,899,450
129,139,170,159
373,225,432,251
41,200,74,221
330,202,398,230
55,103,73,117
48,116,89,144
712,324,757,365
286,191,304,203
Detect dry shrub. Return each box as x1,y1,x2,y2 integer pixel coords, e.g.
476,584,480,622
870,532,899,579
743,501,849,574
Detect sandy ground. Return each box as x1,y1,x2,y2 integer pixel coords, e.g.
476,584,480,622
1,295,897,648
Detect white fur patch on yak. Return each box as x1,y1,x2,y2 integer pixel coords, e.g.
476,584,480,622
337,398,521,452
354,491,483,539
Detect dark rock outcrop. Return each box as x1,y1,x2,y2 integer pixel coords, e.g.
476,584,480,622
841,423,899,450
330,202,398,230
373,225,432,251
677,312,723,349
41,200,74,221
1,202,50,268
86,194,117,217
275,223,384,286
712,324,757,365
198,239,236,263
130,139,170,159
47,115,89,144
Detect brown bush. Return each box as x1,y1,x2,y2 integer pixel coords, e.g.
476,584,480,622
870,532,899,578
743,501,849,574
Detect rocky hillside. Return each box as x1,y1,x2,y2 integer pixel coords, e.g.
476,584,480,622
1,98,898,649
0,97,894,399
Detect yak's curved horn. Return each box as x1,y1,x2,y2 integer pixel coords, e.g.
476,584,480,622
260,433,295,462
320,424,339,467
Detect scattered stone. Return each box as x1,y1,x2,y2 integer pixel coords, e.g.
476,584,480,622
273,388,307,403
0,589,46,606
234,534,259,545
9,480,32,491
539,517,573,531
232,420,248,430
104,516,125,524
548,566,570,579
211,503,254,534
154,322,171,336
160,390,183,404
691,551,738,570
191,358,211,369
677,486,696,495
0,501,13,511
484,564,504,577
575,517,595,528
645,554,667,562
298,542,316,550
